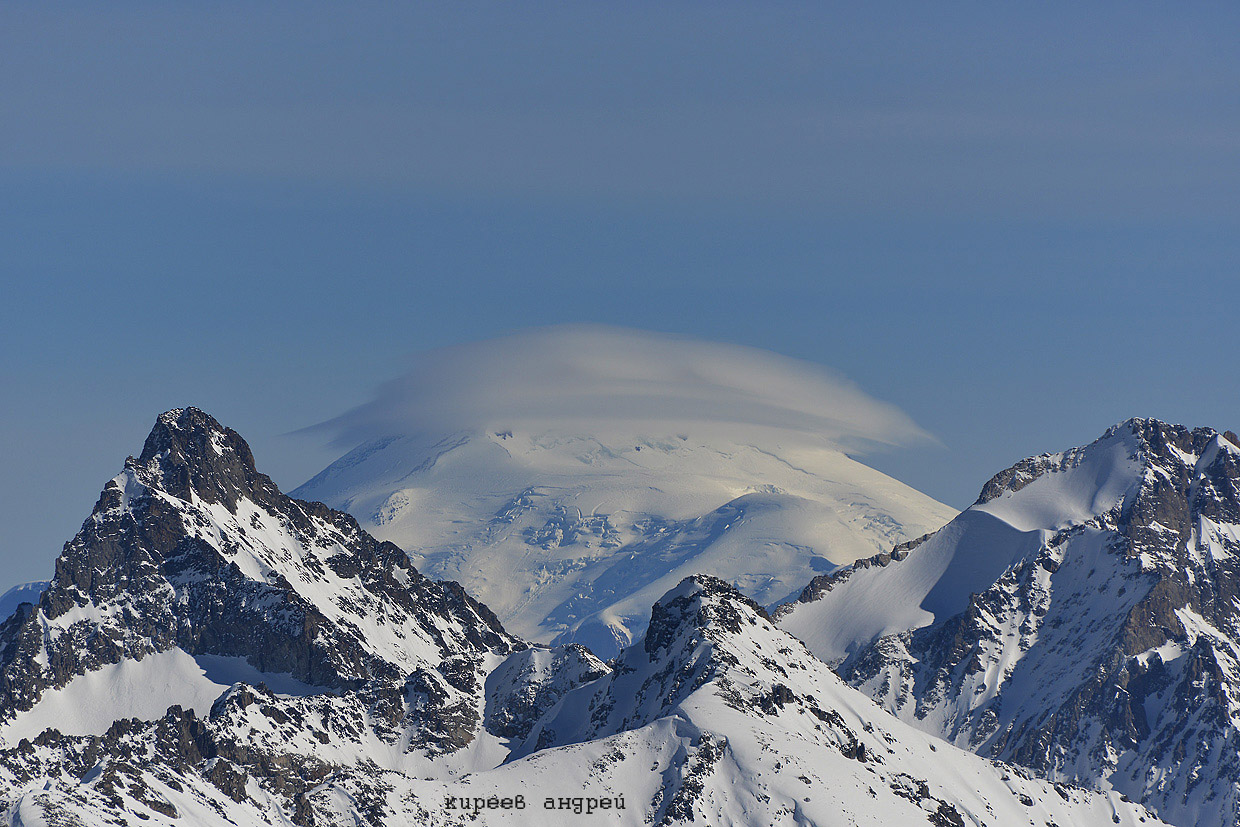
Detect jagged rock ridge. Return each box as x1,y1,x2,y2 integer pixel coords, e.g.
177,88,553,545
781,418,1240,827
0,409,1164,825
0,408,561,824
0,408,516,718
501,575,1160,826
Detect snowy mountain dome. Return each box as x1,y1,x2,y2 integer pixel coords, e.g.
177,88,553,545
294,326,956,656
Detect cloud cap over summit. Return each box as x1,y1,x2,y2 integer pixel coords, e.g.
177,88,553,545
313,325,931,452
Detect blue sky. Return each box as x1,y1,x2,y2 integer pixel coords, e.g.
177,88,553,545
2,3,1239,586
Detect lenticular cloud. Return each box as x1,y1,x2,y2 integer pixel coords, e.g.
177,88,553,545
315,325,929,452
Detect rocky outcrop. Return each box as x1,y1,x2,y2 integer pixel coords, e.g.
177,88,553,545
0,409,636,826
2,409,516,710
0,411,1181,827
827,419,1240,827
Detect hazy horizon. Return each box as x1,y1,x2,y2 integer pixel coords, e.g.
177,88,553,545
3,3,1238,586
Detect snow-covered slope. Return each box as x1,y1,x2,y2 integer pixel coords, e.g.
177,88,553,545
780,418,1240,827
293,326,955,658
0,574,1165,827
0,407,1165,827
294,430,953,658
778,425,1145,663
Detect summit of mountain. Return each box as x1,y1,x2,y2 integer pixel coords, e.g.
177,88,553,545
294,425,955,659
780,417,1240,827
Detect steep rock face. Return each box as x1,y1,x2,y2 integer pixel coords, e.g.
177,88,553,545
483,645,609,740
0,409,624,826
0,408,519,743
496,576,1162,827
781,419,1240,827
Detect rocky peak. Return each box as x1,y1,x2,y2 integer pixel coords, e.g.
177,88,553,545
805,419,1240,827
0,408,519,731
973,417,1236,511
130,407,280,511
1115,419,1240,567
1124,416,1237,461
644,575,770,657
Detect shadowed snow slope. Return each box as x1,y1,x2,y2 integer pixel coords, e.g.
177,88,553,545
295,326,955,657
780,418,1240,827
0,572,1167,827
460,575,1160,827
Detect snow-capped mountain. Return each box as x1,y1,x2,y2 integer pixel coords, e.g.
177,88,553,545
293,325,956,659
0,408,524,751
780,418,1240,827
484,574,1159,827
0,408,1162,826
294,430,953,659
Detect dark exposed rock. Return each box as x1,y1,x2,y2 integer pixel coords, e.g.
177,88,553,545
834,418,1240,827
0,408,543,825
646,575,769,657
655,731,727,824
136,407,282,512
0,407,519,728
